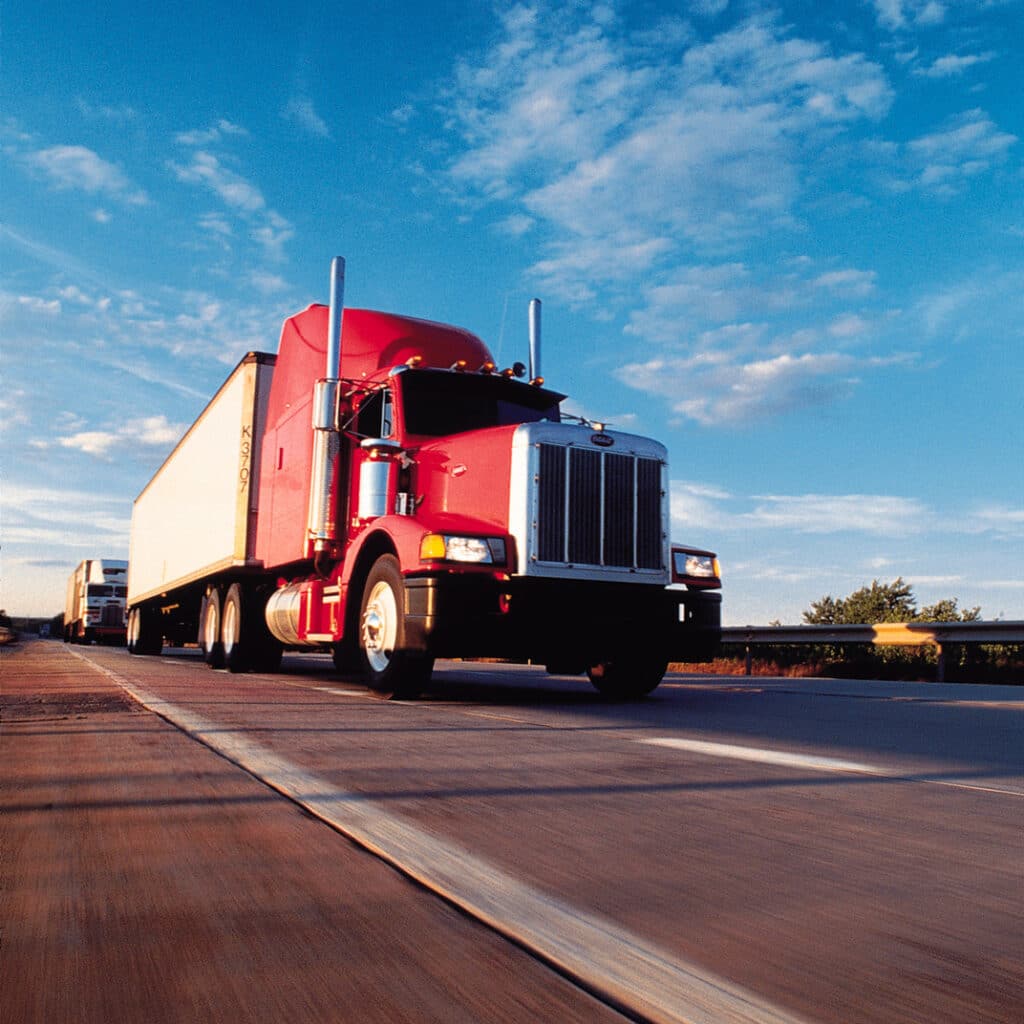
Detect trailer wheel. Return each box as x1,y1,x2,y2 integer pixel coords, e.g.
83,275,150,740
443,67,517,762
587,654,667,698
201,587,224,668
221,583,282,673
128,606,162,656
126,608,140,653
359,556,433,699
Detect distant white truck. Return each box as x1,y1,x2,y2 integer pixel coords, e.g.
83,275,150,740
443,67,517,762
64,559,129,644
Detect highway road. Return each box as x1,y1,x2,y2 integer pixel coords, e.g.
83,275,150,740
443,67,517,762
3,639,1021,1023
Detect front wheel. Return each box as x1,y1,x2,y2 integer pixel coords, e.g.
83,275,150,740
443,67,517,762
587,654,667,699
359,556,433,699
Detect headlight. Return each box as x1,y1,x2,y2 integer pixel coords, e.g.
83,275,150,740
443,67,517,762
672,551,721,579
420,534,507,564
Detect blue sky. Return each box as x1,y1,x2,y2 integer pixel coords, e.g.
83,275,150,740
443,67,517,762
3,0,1022,624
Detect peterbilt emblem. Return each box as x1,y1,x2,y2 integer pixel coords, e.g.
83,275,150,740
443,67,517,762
591,433,614,447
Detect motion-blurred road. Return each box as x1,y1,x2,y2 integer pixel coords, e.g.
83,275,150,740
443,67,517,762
3,640,1021,1023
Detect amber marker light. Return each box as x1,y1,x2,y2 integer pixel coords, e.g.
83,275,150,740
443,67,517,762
406,354,424,367
479,361,495,374
420,534,448,561
529,376,544,386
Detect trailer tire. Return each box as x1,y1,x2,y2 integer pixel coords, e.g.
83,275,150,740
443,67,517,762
587,654,666,699
201,588,224,668
128,606,162,656
359,555,433,699
221,583,282,673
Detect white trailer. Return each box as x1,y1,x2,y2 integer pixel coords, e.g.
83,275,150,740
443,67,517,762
126,352,275,652
64,558,129,644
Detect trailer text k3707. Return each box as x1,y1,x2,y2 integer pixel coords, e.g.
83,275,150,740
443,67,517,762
127,259,721,697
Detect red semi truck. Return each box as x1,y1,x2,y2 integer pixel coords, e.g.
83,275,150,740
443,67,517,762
127,258,720,697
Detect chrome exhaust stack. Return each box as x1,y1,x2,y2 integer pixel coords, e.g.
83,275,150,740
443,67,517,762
528,298,542,382
307,257,345,558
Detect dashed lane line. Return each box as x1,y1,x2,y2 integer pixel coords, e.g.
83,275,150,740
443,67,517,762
640,737,1024,797
640,738,881,775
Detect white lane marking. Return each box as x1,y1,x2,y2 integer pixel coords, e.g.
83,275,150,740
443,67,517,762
641,738,883,775
640,738,1024,797
77,655,810,1024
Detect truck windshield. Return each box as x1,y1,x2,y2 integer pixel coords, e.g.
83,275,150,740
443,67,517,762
88,585,113,598
399,370,563,437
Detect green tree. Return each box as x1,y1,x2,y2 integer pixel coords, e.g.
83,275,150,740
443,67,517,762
800,579,988,678
803,578,917,625
917,598,980,623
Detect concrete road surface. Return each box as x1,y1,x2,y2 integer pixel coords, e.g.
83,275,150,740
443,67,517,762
2,639,1021,1023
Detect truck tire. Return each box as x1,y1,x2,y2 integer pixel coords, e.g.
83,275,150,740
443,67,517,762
201,587,225,668
127,606,162,656
359,555,433,699
587,654,667,698
221,583,282,673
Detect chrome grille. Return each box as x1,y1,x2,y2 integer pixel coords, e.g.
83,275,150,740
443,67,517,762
536,443,664,570
101,604,123,626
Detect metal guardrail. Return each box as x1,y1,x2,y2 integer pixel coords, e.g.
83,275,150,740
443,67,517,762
721,621,1024,681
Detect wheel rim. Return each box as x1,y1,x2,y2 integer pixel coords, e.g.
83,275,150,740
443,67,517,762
361,580,397,673
222,598,238,656
204,599,219,653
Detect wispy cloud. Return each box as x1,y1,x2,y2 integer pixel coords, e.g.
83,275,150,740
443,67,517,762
24,144,149,205
171,150,266,212
870,0,946,32
52,415,186,460
282,96,330,138
175,119,248,147
170,151,294,261
915,51,997,78
907,109,1016,194
742,493,929,534
621,350,864,426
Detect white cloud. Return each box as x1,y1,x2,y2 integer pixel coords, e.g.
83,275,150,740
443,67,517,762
968,504,1024,538
16,295,61,315
813,269,877,296
55,415,186,460
25,145,148,205
443,8,891,312
171,153,294,261
670,479,733,531
175,119,248,146
283,97,330,138
743,493,929,534
870,0,946,31
172,151,265,212
495,213,535,236
828,313,870,338
75,98,138,122
619,350,863,425
916,52,996,78
250,271,288,294
907,109,1016,194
